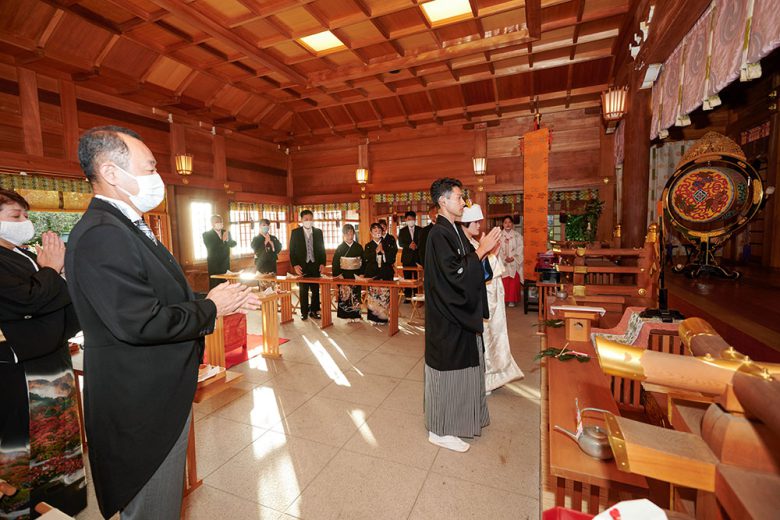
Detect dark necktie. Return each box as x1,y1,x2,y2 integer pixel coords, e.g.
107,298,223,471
134,219,158,245
305,230,314,263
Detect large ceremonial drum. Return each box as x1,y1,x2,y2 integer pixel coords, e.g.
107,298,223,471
663,152,764,242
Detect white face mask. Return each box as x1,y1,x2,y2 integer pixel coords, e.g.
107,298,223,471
407,221,415,228
0,219,35,246
302,221,313,229
115,164,165,213
260,226,270,235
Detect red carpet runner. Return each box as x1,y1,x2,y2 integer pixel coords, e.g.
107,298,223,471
224,334,290,369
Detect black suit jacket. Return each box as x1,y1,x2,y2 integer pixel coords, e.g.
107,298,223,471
65,198,216,518
397,226,421,266
289,227,326,275
418,223,434,267
0,247,79,363
202,228,236,275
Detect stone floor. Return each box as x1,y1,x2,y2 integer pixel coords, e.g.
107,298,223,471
76,305,543,520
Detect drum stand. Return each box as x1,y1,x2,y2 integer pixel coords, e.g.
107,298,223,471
672,239,740,280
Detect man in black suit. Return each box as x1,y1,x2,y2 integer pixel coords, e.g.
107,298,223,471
418,204,438,267
203,215,236,289
65,126,258,520
289,209,326,320
397,210,421,301
377,218,398,269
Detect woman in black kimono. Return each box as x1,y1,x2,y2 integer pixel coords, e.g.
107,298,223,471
0,189,86,519
331,224,364,321
363,223,396,324
251,219,283,290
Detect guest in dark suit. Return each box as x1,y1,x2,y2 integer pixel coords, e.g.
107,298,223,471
397,210,421,301
203,215,236,289
0,189,86,519
251,218,282,275
65,126,258,520
418,204,438,267
377,218,398,274
289,209,326,320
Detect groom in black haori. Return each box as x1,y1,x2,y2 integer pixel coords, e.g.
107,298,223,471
423,177,501,452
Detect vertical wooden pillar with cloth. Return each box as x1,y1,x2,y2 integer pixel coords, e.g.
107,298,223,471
522,127,550,283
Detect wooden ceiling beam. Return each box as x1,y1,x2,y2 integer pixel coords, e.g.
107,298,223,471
296,52,614,112
424,89,443,125
93,34,120,68
37,0,123,35
146,0,307,85
233,0,317,19
37,9,65,48
526,0,542,39
308,24,534,87
275,1,529,66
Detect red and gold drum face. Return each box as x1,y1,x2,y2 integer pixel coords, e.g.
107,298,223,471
663,153,763,241
670,167,735,224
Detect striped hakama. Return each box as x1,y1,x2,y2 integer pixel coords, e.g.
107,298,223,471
424,336,490,438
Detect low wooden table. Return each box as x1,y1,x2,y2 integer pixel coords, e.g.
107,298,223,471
209,274,286,359
290,276,421,337
546,324,648,513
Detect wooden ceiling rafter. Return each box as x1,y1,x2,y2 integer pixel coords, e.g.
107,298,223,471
146,0,307,84
303,51,615,112
0,0,633,143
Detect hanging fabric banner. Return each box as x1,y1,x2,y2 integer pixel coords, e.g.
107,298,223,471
522,128,549,282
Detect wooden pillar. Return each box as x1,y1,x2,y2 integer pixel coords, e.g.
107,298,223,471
598,130,616,242
358,141,371,244
286,150,294,199
621,87,652,247
212,133,229,218
18,68,43,156
59,79,79,161
359,197,371,245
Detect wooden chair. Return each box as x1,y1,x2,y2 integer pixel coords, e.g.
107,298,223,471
408,294,425,323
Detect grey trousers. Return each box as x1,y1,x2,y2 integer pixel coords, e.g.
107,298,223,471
121,413,191,520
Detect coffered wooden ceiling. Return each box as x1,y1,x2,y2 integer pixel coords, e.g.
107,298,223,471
0,0,629,144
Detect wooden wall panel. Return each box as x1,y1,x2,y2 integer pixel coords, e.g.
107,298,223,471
184,127,215,178
291,108,607,199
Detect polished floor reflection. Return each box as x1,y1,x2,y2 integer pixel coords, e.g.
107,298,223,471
76,305,542,520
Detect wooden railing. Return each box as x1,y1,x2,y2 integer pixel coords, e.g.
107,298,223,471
551,226,659,310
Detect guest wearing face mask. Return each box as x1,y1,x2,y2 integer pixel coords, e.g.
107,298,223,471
0,189,87,519
203,215,236,289
65,126,259,519
397,210,421,302
331,224,364,322
289,210,326,320
251,219,282,279
363,222,396,324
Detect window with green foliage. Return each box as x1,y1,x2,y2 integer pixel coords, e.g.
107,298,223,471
28,212,83,245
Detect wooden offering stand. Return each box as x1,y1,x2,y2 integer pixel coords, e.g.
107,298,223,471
550,303,605,342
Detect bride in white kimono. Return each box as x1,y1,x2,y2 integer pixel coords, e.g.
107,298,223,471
459,204,524,392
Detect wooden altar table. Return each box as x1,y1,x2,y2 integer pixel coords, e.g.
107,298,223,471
546,323,648,513
289,276,421,337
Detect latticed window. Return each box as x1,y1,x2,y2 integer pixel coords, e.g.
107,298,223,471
229,202,289,256
261,206,288,251
229,202,258,257
294,203,359,249
190,201,213,261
